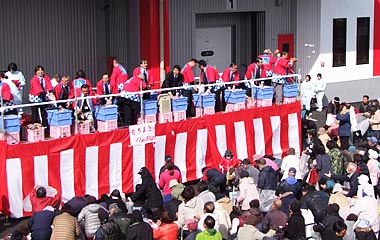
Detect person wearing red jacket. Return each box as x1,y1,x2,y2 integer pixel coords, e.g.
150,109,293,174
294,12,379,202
133,60,153,100
220,63,240,111
152,211,178,240
0,73,17,115
272,52,297,105
53,75,74,109
121,74,147,126
29,186,61,213
219,149,241,173
258,49,279,79
111,58,129,92
96,73,117,105
244,58,263,97
181,58,198,117
72,69,93,98
29,65,54,126
198,60,223,112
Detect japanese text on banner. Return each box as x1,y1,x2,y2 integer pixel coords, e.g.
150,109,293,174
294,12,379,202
129,123,156,146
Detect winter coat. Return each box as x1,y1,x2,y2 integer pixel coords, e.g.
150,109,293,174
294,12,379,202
336,112,351,137
153,222,178,240
50,212,81,240
178,197,205,226
198,190,216,203
236,177,260,210
281,155,302,180
78,203,106,237
302,191,329,222
95,221,123,240
262,209,288,234
237,224,275,240
332,172,359,198
127,221,153,240
214,202,231,240
328,148,344,175
315,153,333,181
159,169,182,195
257,166,278,191
203,168,226,188
313,213,344,240
195,229,222,240
277,176,301,196
285,211,306,240
131,169,164,209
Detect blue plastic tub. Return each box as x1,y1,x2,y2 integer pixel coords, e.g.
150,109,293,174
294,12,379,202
143,100,158,115
49,118,73,126
150,92,159,101
0,115,20,128
224,90,246,103
254,87,274,100
283,84,299,97
172,97,188,111
95,105,118,121
193,94,216,108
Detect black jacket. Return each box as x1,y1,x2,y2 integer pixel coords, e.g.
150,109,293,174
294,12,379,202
131,169,164,209
285,211,306,240
205,168,226,187
332,172,359,198
277,177,301,196
161,72,184,95
126,222,153,240
257,166,278,191
302,190,329,220
313,213,344,240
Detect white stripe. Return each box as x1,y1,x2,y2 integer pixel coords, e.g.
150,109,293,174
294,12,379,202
288,113,301,155
133,144,145,188
234,121,248,159
86,146,99,198
60,149,75,202
6,158,23,218
109,143,122,193
196,129,208,179
154,136,167,183
215,125,227,157
253,118,265,156
34,155,48,186
174,132,188,182
270,116,282,159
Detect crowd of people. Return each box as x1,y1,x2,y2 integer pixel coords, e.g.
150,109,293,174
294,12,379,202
0,48,298,134
3,92,380,239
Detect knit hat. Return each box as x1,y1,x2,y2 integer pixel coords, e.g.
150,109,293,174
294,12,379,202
358,175,369,186
348,145,357,152
98,208,109,224
108,203,118,210
288,167,297,174
367,136,378,145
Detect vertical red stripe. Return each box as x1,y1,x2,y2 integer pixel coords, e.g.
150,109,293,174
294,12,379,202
280,115,290,159
225,123,237,157
145,143,156,180
206,126,221,168
0,142,10,215
74,147,86,197
21,156,35,216
185,132,197,181
48,154,62,195
139,0,161,86
262,117,274,156
121,133,134,194
374,0,380,76
98,146,110,197
163,0,170,72
244,118,255,161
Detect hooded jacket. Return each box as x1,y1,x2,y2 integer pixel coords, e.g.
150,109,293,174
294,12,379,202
257,166,278,191
78,203,106,237
277,176,301,196
131,167,164,209
178,197,205,226
195,229,222,240
236,177,260,210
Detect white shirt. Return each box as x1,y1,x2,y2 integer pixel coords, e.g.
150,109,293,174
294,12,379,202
5,71,26,86
351,195,379,232
312,78,326,93
1,78,19,96
281,155,302,180
301,80,314,97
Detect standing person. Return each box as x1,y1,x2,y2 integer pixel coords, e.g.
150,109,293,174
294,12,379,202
364,106,380,139
327,140,344,176
121,74,147,126
359,95,371,113
313,73,326,112
218,150,241,174
29,65,54,126
133,60,154,99
256,158,277,212
5,63,26,113
198,60,220,93
272,52,297,105
336,103,351,150
161,65,184,96
325,162,359,198
285,201,306,240
245,58,263,86
258,49,278,79
367,149,379,188
110,58,129,93
159,161,182,204
313,203,344,240
301,74,315,119
281,148,302,180
53,75,74,109
315,144,333,181
75,84,97,131
181,58,198,117
327,97,341,115
72,69,93,97
96,73,117,105
221,63,240,110
0,73,18,115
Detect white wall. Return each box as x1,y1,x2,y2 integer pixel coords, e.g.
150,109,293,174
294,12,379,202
308,0,374,83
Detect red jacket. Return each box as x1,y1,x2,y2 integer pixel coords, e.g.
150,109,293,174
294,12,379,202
29,189,61,213
200,65,220,84
53,82,74,100
122,76,147,92
133,67,154,85
153,223,179,240
181,64,195,84
1,82,14,101
111,64,129,86
258,54,277,78
221,67,240,86
29,75,53,96
96,80,118,95
72,78,93,97
273,57,290,76
219,157,241,173
245,63,262,80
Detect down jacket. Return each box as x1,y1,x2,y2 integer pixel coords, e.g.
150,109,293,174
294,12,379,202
257,166,278,191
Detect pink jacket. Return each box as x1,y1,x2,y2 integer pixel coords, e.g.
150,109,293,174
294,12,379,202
158,169,182,195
